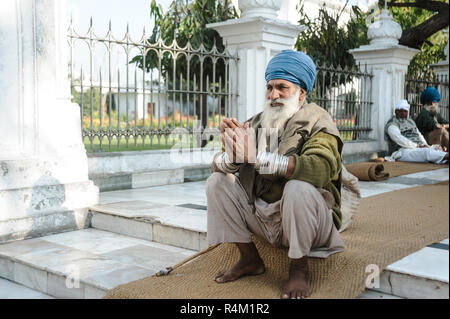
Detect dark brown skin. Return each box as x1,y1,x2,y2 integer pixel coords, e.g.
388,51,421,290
395,109,408,120
212,79,310,299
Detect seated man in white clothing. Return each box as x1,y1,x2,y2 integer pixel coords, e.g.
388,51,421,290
384,99,448,164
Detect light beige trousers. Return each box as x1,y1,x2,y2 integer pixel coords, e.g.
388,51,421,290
206,172,345,259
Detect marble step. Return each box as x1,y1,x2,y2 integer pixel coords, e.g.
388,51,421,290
0,278,55,299
1,227,444,299
0,227,401,300
89,202,449,299
369,240,449,299
90,200,208,251
90,165,211,192
0,228,197,299
0,180,98,244
91,175,449,299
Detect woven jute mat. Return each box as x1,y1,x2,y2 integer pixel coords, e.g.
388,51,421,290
345,162,448,181
104,181,449,299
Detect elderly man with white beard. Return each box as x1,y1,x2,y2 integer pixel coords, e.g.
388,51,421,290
205,50,345,299
384,99,448,164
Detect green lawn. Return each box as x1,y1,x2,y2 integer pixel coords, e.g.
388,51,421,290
83,130,359,153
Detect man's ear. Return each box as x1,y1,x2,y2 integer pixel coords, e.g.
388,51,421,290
299,88,307,101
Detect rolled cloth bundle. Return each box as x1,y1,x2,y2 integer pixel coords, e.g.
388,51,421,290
344,162,390,181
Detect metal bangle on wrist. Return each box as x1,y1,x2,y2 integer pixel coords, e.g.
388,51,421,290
254,151,290,176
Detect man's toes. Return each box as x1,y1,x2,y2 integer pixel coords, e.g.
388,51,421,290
215,271,237,283
214,271,225,280
215,274,229,283
281,292,289,299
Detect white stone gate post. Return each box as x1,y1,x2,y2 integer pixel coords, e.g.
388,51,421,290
0,0,98,243
207,0,304,122
349,10,419,153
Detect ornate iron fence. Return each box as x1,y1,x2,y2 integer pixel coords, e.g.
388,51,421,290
68,18,373,152
405,73,449,121
309,64,374,141
68,18,238,152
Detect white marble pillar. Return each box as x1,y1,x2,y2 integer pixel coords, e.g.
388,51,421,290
349,10,419,152
0,0,98,243
207,0,304,122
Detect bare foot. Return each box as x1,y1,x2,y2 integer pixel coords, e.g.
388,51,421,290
281,257,311,299
214,242,265,283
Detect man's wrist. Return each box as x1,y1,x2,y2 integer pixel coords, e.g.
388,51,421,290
285,156,296,178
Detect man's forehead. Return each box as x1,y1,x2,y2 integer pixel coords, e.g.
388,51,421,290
267,79,295,86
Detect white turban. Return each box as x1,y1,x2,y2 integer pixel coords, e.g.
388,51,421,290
395,99,410,111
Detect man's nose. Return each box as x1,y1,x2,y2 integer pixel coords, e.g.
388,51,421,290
270,89,280,100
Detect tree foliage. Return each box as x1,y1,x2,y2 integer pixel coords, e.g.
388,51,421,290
130,0,238,83
295,0,448,77
294,1,370,70
380,0,449,49
383,0,449,76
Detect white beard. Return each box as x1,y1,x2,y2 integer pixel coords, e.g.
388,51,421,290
426,104,439,116
260,89,302,138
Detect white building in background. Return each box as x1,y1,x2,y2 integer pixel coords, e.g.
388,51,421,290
74,81,169,120
113,86,168,121
232,0,377,25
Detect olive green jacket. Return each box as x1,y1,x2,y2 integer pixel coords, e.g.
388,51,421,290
415,108,449,140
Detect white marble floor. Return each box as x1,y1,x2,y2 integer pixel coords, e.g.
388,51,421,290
100,168,449,204
1,167,448,299
358,168,449,198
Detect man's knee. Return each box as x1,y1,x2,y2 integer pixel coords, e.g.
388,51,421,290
281,180,327,220
283,180,317,201
205,172,237,197
206,172,225,195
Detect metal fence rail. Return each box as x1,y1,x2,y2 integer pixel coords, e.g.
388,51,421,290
405,73,449,121
310,64,373,141
68,18,238,152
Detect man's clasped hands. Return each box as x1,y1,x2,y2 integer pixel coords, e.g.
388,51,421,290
220,117,257,164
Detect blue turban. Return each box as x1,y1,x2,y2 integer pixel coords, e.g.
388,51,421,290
265,50,316,93
420,87,440,105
